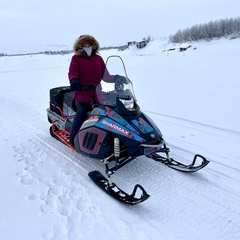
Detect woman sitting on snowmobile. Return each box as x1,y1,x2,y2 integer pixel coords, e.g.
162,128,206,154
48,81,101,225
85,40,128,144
68,34,127,145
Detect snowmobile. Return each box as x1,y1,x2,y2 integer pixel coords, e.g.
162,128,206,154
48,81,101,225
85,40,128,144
47,55,209,205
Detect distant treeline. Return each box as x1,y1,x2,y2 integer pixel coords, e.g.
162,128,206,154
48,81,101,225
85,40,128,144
0,45,129,57
169,17,240,43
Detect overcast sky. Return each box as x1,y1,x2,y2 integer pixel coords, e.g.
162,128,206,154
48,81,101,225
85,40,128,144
1,0,239,54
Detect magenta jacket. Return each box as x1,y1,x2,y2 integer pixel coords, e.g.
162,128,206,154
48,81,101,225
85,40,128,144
68,53,114,103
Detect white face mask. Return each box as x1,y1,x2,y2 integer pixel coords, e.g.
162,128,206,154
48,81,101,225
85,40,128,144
82,46,93,57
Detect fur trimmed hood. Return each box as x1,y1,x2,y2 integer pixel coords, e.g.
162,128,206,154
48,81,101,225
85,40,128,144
73,35,99,56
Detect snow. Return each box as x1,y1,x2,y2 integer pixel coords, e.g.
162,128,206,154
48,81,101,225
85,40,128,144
1,38,240,240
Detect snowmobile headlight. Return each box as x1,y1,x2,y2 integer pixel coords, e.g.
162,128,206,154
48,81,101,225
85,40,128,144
120,98,135,110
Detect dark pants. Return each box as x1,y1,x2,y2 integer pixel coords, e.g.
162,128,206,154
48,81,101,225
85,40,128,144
70,101,92,141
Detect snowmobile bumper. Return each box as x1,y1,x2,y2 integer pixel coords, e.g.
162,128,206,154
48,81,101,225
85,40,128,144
139,140,164,155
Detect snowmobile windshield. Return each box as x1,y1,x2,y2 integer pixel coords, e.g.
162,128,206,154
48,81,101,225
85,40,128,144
96,55,137,111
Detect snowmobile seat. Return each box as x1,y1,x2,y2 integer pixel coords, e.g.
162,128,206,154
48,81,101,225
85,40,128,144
49,86,76,117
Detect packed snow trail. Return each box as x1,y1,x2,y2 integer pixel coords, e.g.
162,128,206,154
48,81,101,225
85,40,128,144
0,75,240,239
1,50,240,240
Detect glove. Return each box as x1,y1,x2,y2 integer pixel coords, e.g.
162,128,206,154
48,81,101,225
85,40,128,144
70,79,96,91
114,74,128,84
70,78,82,90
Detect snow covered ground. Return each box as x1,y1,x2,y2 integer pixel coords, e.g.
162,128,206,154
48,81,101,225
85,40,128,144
0,38,240,240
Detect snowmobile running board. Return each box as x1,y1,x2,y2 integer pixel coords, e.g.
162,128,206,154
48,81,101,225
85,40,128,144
88,171,150,205
147,153,210,172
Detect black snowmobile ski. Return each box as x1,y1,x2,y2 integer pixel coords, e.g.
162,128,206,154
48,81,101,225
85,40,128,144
146,141,210,172
88,171,150,205
147,152,210,172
